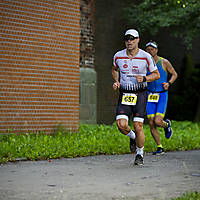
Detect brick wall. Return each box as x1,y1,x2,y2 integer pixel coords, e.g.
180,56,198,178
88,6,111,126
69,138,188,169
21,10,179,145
79,0,96,124
80,0,95,69
0,0,80,133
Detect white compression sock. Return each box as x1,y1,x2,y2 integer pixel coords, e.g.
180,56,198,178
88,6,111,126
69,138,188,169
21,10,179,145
127,130,136,139
136,146,144,157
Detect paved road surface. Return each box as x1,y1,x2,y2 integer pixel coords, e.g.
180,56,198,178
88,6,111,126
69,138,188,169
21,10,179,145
0,150,200,200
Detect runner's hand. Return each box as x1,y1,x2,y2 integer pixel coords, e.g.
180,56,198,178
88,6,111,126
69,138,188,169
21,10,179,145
162,82,169,90
136,75,144,83
113,82,120,90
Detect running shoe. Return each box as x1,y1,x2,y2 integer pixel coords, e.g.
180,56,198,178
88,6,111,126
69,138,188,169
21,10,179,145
130,138,136,153
164,119,173,139
134,154,144,165
153,147,164,155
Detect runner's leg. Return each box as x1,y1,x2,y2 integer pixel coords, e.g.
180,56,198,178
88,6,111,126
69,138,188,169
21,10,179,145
134,121,145,149
149,117,161,146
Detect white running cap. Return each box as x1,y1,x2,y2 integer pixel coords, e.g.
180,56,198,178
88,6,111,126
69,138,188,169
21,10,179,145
145,41,158,49
125,29,139,37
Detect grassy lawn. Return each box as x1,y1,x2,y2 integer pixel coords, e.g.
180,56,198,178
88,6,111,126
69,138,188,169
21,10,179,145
0,120,199,164
172,192,200,200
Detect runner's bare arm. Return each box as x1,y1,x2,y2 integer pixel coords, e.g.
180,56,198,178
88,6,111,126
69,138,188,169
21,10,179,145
112,65,120,90
136,69,160,83
146,69,160,82
162,59,178,90
164,59,178,84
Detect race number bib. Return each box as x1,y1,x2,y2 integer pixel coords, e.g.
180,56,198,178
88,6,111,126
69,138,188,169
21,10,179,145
148,93,160,103
121,93,137,105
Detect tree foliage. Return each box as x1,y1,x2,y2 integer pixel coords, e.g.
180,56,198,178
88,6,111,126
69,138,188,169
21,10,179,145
123,0,200,49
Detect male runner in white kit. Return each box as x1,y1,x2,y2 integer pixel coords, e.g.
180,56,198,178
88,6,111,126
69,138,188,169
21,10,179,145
112,29,160,165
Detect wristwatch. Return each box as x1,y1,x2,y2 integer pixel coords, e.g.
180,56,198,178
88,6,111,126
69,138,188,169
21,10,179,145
168,81,172,86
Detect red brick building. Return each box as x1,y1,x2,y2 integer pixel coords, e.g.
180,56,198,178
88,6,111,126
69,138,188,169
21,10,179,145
0,0,81,133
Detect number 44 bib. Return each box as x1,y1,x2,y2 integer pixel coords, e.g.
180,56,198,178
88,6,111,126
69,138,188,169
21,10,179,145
122,93,137,105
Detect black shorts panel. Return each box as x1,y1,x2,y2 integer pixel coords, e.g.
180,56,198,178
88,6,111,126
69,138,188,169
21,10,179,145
116,90,147,119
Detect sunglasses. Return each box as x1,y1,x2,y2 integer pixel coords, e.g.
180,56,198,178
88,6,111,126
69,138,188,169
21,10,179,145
124,35,138,41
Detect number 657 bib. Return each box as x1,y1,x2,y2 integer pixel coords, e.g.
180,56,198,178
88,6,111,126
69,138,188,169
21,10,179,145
121,93,137,105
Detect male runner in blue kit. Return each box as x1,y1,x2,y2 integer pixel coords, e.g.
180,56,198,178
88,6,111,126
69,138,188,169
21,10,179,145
145,41,178,155
112,30,160,165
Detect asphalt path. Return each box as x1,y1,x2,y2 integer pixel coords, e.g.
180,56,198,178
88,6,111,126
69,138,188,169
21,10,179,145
0,150,200,200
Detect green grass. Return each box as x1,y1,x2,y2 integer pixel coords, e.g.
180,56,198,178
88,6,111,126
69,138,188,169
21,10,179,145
0,121,199,164
171,192,200,200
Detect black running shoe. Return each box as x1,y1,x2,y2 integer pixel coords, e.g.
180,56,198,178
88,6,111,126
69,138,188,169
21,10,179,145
153,147,164,155
130,138,136,153
164,119,173,139
134,154,144,165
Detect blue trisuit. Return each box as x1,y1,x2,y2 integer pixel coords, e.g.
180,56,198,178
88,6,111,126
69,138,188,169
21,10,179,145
146,57,168,118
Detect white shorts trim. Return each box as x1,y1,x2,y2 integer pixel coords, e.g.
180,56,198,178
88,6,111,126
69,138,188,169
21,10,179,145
116,115,129,121
133,117,144,123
